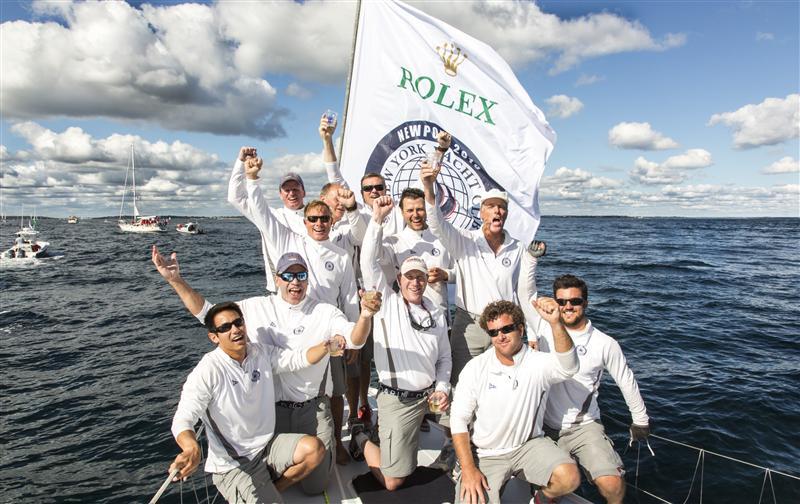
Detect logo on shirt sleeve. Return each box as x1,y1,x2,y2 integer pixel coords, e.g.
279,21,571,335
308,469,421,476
431,248,441,256
325,261,335,271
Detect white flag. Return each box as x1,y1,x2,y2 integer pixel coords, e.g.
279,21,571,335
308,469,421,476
340,0,556,240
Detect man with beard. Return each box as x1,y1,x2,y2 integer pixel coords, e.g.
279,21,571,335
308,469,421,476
530,274,650,504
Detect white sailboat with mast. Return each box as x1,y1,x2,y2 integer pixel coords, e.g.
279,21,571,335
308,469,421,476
118,144,167,233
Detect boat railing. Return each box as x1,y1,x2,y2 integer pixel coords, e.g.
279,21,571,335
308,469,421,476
601,412,800,504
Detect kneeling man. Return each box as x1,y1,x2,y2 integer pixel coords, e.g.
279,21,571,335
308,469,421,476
168,302,342,502
450,300,581,504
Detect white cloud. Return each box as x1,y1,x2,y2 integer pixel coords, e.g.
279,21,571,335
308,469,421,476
708,94,800,149
629,149,713,185
575,74,604,87
762,157,800,174
540,166,622,200
545,95,584,119
608,122,679,150
285,83,312,100
756,32,774,41
1,2,286,139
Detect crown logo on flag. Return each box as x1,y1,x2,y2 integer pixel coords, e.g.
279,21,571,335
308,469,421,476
436,42,467,76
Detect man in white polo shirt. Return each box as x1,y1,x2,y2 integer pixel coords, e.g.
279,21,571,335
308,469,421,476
450,300,581,504
152,247,378,486
529,273,650,504
168,301,338,502
348,195,452,491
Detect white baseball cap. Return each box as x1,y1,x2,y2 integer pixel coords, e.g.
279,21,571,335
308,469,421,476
480,188,508,205
400,256,427,275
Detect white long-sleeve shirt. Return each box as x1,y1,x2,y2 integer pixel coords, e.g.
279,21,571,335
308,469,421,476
228,159,306,292
426,200,533,315
171,343,310,473
361,218,452,394
243,178,360,321
534,319,650,429
195,295,362,402
450,345,578,458
377,226,455,317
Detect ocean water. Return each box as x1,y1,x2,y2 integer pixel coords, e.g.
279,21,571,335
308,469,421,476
1,216,798,503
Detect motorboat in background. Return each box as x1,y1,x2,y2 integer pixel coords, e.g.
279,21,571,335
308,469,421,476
118,144,167,233
2,212,49,259
67,216,79,224
176,222,203,235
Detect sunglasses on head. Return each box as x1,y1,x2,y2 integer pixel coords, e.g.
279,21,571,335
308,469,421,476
214,317,244,334
361,184,385,193
487,323,517,337
306,215,331,223
556,297,584,307
279,271,308,282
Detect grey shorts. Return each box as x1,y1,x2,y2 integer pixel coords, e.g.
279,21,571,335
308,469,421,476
212,433,303,503
330,356,346,396
346,333,374,377
274,396,333,495
376,390,428,478
455,437,574,503
546,420,625,480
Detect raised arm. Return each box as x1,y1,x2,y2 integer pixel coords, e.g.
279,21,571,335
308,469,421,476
320,114,347,188
243,158,294,252
360,196,395,294
419,150,473,254
152,245,206,317
532,296,579,378
227,146,259,218
338,188,367,244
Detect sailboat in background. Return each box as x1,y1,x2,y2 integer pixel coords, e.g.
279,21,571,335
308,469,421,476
118,144,167,233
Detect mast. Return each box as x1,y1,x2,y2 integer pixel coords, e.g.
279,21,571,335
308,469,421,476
337,0,363,161
131,144,139,218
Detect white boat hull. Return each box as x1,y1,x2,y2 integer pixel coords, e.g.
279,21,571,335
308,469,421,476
2,240,49,259
118,221,167,233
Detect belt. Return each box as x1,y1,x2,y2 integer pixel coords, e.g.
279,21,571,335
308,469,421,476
379,383,433,400
276,396,322,409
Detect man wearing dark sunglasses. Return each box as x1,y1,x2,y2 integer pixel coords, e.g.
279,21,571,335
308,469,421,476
152,247,379,486
529,274,650,504
450,300,580,504
168,301,341,503
347,196,452,492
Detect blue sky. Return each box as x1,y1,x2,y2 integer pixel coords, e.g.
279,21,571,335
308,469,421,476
1,0,797,218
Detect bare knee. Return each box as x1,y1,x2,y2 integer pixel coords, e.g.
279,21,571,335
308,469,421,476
296,436,326,467
548,463,581,495
384,476,405,491
595,475,625,502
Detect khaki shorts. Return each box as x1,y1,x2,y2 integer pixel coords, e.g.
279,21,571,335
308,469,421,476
455,437,574,503
212,433,303,503
547,420,625,480
274,396,333,494
376,390,428,478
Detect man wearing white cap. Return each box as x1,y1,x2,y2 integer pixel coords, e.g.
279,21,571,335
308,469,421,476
152,247,379,491
348,195,452,491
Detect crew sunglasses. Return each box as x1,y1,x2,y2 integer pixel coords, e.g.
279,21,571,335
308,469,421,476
556,297,585,307
487,323,517,337
361,184,385,193
306,215,331,223
279,271,309,282
214,317,244,334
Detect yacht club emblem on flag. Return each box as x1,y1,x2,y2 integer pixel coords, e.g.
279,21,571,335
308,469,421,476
339,0,556,240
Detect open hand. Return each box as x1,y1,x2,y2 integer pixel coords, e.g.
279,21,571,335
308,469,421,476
152,245,181,283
